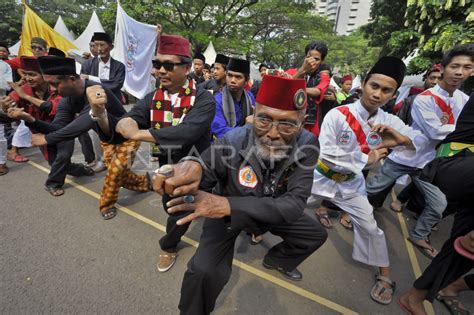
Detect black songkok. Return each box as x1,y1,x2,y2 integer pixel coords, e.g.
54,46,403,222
193,52,206,63
38,56,76,75
227,57,250,74
93,32,113,44
48,47,65,57
367,56,406,88
214,53,229,66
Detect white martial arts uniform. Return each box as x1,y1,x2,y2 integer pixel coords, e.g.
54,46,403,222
311,100,426,267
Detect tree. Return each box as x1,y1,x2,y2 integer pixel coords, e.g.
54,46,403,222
363,0,474,74
0,0,23,45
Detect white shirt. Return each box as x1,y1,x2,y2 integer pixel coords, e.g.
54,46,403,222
389,84,468,169
88,57,111,82
312,100,426,199
0,60,12,95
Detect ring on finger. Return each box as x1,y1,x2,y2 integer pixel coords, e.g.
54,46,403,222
96,92,102,97
183,195,195,203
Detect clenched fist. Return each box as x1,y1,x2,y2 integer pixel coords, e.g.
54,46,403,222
86,85,107,116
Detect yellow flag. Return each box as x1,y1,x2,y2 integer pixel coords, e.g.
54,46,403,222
19,4,77,56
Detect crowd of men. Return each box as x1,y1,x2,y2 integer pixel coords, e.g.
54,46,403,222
0,28,473,315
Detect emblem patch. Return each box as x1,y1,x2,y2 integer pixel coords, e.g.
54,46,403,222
293,89,306,110
239,166,258,188
338,130,352,145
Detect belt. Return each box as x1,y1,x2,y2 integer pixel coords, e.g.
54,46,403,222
436,142,474,158
315,159,355,183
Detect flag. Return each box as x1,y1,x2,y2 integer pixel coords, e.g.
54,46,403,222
19,4,77,56
113,3,157,99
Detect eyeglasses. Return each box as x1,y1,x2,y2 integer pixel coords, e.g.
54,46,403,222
254,116,300,135
152,60,189,71
31,45,45,51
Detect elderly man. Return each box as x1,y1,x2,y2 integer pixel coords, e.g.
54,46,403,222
153,75,327,314
89,34,215,272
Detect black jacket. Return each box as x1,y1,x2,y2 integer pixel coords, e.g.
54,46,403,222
99,86,216,163
198,124,319,231
28,81,126,144
81,57,125,102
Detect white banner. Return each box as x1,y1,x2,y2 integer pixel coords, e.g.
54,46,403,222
113,3,157,99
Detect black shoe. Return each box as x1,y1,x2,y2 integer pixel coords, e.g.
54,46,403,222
82,165,95,176
262,260,302,281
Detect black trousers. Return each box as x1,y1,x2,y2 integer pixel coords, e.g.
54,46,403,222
78,132,95,164
159,194,192,251
413,153,474,301
178,213,328,315
42,140,89,188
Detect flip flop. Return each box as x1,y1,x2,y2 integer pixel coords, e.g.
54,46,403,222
370,275,395,305
315,211,333,229
436,294,470,315
390,200,403,212
7,154,29,163
44,186,65,197
454,237,474,260
407,237,438,259
397,297,413,314
101,207,118,220
339,214,353,231
0,165,9,176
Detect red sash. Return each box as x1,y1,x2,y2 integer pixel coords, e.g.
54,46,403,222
336,106,370,154
420,90,454,124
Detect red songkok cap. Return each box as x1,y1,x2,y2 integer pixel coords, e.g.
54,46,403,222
157,35,191,58
256,75,307,111
341,74,352,83
429,63,442,73
20,56,41,73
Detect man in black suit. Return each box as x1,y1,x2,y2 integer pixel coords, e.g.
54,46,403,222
80,32,125,103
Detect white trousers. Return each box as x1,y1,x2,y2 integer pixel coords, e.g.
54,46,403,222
0,123,6,164
12,121,32,148
319,193,390,268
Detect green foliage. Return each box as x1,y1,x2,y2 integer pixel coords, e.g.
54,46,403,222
0,0,23,45
364,0,474,74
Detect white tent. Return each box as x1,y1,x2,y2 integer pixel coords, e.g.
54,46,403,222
203,41,217,65
9,15,75,56
53,16,75,42
73,11,105,53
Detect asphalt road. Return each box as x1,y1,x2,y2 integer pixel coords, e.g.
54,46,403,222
1,141,472,314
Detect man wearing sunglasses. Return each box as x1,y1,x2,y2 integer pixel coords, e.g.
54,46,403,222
150,75,326,314
5,37,48,75
88,34,215,273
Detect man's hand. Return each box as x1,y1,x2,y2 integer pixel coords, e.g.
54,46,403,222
0,96,16,112
116,117,140,139
371,124,412,149
86,85,107,116
152,160,203,197
166,191,231,225
82,52,92,59
7,107,34,122
31,133,47,146
156,23,163,36
367,148,388,166
80,74,90,81
8,82,28,100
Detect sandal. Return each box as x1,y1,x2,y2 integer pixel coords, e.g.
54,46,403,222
436,294,470,315
407,237,438,259
339,214,353,231
390,199,403,212
0,164,9,176
454,237,474,260
370,275,396,305
101,207,118,220
7,154,29,163
315,208,333,229
44,186,65,197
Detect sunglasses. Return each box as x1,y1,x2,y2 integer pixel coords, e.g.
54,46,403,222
152,60,188,71
31,45,45,51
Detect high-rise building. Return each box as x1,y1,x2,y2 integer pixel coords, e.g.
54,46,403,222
315,0,373,35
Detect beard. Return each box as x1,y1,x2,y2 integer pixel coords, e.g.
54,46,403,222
254,135,291,163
